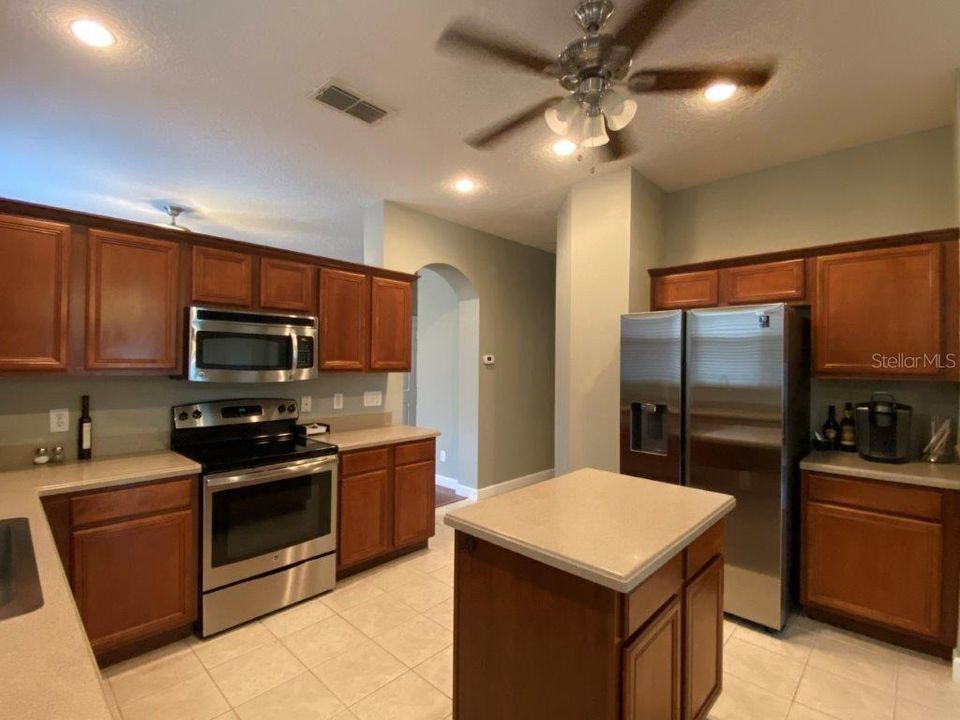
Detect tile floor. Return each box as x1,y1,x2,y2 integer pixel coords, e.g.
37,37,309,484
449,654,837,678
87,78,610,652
102,505,960,720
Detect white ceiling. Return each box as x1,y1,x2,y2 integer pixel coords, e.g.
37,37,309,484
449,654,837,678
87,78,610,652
1,1,960,256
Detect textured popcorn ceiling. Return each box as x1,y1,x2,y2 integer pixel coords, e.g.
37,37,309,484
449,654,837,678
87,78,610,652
1,0,959,255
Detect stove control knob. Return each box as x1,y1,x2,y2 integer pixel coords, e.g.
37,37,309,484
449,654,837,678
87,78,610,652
192,410,203,420
277,405,286,414
177,412,189,422
287,404,296,414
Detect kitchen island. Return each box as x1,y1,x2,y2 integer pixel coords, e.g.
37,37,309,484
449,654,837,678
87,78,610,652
444,468,736,720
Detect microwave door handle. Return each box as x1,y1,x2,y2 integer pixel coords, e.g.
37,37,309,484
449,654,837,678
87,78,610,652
289,332,298,376
206,456,338,490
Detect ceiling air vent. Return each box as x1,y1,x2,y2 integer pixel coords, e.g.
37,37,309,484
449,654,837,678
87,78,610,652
313,83,389,125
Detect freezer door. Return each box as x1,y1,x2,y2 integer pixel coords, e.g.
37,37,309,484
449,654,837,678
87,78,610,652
686,304,788,630
620,311,683,484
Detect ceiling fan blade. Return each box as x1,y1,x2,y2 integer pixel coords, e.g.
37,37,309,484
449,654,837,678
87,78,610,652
601,129,639,163
612,0,690,54
627,64,775,93
437,20,558,77
465,97,564,149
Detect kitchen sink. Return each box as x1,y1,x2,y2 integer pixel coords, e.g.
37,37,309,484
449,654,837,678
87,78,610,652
0,518,44,620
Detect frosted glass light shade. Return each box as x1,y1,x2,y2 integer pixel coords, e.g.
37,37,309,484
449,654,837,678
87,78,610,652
580,112,609,147
545,95,582,136
599,90,637,131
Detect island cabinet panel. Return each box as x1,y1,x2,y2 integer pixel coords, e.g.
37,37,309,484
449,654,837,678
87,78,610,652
719,259,805,305
652,270,719,310
814,243,943,377
0,214,70,370
319,268,368,371
86,231,180,370
369,277,413,371
683,557,723,720
260,257,315,312
190,245,253,307
623,597,682,720
338,468,392,567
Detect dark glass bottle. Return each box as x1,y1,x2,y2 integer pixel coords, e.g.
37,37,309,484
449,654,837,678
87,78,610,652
78,395,92,460
840,402,857,452
822,405,840,451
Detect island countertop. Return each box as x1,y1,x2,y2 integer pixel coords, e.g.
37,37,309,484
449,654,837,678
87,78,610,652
444,468,736,593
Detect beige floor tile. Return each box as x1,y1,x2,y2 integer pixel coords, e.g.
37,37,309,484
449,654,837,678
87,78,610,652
428,563,454,588
387,576,453,612
321,579,387,614
722,619,737,644
313,639,407,705
787,703,841,720
333,710,360,719
119,674,229,720
340,594,419,638
807,633,899,692
262,596,336,638
234,672,344,720
895,697,960,720
375,615,453,667
403,548,455,574
215,713,240,720
283,614,369,667
351,672,452,720
109,642,205,706
707,673,791,720
896,656,960,717
795,666,894,720
422,598,454,631
733,615,819,664
369,563,434,592
724,637,805,699
208,641,306,707
414,647,453,698
104,640,191,678
190,622,275,669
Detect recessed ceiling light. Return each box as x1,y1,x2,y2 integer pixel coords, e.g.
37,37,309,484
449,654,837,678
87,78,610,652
552,139,578,157
704,81,737,103
453,178,476,193
70,18,116,48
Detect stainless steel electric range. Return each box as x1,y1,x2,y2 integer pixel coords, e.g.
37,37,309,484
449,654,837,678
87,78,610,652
171,398,338,636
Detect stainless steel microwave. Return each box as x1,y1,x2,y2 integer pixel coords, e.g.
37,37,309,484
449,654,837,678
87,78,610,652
187,306,318,383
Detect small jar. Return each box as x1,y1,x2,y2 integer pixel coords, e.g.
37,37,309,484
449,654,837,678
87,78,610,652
33,447,50,465
52,446,66,463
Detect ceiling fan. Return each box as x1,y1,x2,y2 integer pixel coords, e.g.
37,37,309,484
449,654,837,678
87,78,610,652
437,0,775,162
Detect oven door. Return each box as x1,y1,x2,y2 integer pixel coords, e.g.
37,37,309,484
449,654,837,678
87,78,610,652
202,456,338,592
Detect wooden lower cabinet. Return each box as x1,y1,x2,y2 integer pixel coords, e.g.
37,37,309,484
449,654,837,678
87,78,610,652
801,471,960,656
41,476,198,665
623,597,682,720
338,438,436,572
684,557,723,720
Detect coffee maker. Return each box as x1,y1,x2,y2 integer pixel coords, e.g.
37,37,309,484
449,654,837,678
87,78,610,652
855,393,912,463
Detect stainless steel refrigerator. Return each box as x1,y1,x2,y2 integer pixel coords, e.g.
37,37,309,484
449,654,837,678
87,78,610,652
620,304,810,630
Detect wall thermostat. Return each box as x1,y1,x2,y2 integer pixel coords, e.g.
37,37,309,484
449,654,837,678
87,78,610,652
482,354,495,366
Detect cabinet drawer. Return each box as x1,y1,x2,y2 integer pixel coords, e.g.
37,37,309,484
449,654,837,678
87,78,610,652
625,554,682,639
71,477,194,527
685,521,724,580
341,447,389,476
720,259,805,304
806,472,942,521
394,439,435,466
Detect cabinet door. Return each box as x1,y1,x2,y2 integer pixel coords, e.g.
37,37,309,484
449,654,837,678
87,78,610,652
814,244,942,377
652,271,719,310
260,258,315,312
684,556,723,720
803,501,942,638
369,277,412,371
394,459,435,547
338,468,391,567
319,268,368,371
191,245,252,307
623,596,681,720
719,259,805,305
86,231,180,369
0,214,70,370
71,509,196,655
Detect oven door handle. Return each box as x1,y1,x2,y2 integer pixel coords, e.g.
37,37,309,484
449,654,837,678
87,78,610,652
205,455,338,490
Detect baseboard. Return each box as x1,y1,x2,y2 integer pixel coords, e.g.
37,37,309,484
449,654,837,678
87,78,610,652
435,474,458,490
435,474,477,501
477,468,554,501
953,648,959,682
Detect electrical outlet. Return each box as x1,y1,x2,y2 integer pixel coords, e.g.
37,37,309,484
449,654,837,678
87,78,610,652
300,395,312,413
333,393,343,411
50,409,69,433
439,450,447,463
363,391,383,407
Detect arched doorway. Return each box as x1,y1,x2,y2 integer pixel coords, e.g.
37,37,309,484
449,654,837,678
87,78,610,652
405,263,479,505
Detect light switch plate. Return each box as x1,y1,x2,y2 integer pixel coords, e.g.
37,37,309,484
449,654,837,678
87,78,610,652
300,395,312,413
363,391,383,407
439,450,446,463
333,393,344,411
50,409,69,433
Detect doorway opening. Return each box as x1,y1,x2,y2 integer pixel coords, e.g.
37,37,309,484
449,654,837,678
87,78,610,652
404,264,479,507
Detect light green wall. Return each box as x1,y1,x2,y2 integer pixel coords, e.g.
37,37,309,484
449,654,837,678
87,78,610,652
663,127,957,266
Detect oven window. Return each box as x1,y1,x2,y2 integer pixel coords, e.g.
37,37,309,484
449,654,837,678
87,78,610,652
210,471,332,567
196,331,292,371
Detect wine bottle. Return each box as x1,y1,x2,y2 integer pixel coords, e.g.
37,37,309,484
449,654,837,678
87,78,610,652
839,402,857,452
822,405,840,451
78,395,92,460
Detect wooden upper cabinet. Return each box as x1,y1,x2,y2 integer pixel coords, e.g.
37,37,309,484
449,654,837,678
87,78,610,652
191,245,252,307
319,268,368,371
719,259,805,305
814,244,943,377
369,277,413,371
0,214,70,371
260,258,315,312
86,231,180,369
652,271,719,310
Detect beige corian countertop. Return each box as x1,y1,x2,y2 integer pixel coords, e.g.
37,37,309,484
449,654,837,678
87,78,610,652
322,424,440,452
444,468,736,593
0,451,201,720
801,451,960,492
